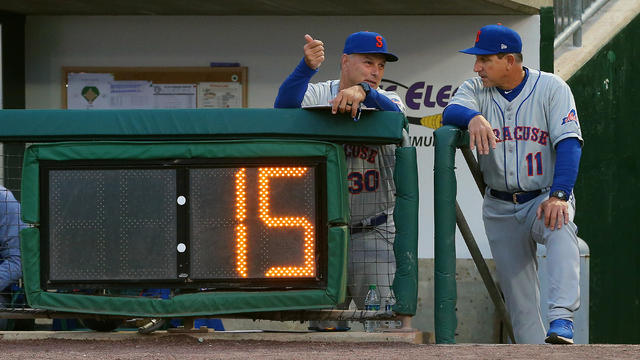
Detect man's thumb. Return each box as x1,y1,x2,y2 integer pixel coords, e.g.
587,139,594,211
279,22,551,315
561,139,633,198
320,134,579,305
304,34,314,43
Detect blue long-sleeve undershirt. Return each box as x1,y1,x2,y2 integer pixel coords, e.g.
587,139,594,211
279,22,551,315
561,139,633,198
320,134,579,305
362,86,402,112
550,137,582,196
442,104,480,128
274,58,317,108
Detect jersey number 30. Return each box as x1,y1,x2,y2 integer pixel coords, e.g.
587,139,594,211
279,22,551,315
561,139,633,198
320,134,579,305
348,170,380,194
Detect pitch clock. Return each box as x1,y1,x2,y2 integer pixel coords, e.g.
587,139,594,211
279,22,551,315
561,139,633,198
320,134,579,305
39,156,329,290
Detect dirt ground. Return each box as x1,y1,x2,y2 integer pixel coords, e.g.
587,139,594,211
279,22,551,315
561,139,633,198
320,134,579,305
0,337,639,360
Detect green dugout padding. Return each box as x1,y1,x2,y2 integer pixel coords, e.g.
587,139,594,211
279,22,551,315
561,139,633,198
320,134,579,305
0,108,407,143
13,108,418,318
433,125,468,343
20,140,349,316
392,147,419,316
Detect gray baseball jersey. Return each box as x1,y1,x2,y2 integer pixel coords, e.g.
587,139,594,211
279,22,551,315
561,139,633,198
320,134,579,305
449,68,583,192
302,80,405,312
449,68,583,343
302,80,406,224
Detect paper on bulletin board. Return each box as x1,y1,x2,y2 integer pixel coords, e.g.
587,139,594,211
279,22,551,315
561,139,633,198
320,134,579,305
109,80,154,109
67,73,114,109
153,84,197,109
197,82,242,108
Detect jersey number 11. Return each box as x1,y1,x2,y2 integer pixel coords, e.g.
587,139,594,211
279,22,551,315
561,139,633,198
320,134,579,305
526,152,543,176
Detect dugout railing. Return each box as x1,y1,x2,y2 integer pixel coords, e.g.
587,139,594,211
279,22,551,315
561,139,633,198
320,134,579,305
0,108,418,329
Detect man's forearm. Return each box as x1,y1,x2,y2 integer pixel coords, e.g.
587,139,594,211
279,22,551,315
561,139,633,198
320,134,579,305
442,104,481,129
363,89,402,112
550,137,582,195
274,58,317,108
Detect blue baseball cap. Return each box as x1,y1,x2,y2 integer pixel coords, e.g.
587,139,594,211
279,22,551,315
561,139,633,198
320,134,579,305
343,31,398,62
460,24,522,55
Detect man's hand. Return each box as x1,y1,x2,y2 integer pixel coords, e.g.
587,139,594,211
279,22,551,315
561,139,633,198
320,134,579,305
468,115,498,155
330,85,367,118
303,34,324,70
536,197,570,230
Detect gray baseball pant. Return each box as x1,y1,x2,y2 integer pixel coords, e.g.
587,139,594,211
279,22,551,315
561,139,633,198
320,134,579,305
483,188,580,344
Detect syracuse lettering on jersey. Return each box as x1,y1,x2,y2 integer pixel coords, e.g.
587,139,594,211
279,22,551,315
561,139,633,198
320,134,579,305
343,144,378,163
492,126,549,146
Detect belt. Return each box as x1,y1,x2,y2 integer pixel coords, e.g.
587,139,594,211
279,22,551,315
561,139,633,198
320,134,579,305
350,213,388,234
489,189,542,204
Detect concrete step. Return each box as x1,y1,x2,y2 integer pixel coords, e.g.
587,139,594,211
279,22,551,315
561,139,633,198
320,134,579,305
0,329,434,344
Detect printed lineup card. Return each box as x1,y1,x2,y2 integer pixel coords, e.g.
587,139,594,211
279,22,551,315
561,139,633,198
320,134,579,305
152,84,197,109
109,80,154,109
197,82,242,108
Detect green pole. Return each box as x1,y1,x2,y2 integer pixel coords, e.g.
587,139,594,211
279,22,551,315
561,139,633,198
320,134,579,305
392,146,419,315
433,126,464,343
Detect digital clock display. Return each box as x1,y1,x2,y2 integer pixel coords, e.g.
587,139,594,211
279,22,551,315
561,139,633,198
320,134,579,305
41,158,327,289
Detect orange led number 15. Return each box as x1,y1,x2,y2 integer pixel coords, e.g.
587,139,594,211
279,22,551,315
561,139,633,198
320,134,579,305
234,167,315,278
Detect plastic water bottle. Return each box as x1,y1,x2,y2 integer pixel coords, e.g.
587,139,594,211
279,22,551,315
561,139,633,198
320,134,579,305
364,284,380,332
383,289,397,329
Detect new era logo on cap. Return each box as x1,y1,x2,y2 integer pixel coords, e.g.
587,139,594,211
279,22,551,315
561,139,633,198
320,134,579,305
343,31,398,62
460,24,522,55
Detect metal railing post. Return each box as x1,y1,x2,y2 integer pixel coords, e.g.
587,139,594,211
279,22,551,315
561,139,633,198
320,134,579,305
554,0,610,49
573,0,583,47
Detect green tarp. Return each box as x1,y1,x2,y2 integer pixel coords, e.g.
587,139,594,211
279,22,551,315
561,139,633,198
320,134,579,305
21,140,348,316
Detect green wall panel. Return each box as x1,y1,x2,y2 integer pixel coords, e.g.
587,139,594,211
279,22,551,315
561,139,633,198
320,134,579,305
539,7,555,73
568,15,640,344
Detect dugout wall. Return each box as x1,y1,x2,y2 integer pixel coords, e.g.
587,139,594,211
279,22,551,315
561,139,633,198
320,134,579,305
0,109,419,319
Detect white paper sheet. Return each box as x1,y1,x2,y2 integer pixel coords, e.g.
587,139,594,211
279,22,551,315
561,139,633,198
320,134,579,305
109,80,154,109
67,73,114,109
197,82,242,108
152,84,197,109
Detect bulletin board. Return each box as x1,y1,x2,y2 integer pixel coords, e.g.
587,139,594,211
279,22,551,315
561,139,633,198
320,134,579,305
61,66,248,109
